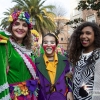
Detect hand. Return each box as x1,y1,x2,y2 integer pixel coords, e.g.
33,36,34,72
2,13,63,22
67,92,74,100
79,86,88,97
6,66,9,74
65,72,73,79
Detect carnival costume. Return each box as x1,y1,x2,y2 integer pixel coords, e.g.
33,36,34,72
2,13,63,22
73,49,100,100
36,53,72,100
0,11,38,100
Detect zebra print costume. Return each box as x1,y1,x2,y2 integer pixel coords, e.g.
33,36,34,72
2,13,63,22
73,48,100,100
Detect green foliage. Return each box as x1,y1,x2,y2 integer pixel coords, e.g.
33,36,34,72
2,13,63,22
0,0,56,35
66,18,84,29
12,0,56,35
0,6,22,29
77,0,100,17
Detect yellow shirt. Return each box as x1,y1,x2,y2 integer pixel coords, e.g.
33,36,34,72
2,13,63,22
43,53,58,84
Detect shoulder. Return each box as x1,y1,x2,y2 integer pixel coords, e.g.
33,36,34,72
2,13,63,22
35,54,43,62
93,48,100,60
91,48,100,59
0,29,11,43
57,53,67,60
58,54,71,66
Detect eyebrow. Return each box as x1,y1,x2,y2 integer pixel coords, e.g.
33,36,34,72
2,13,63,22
43,40,55,42
43,41,56,44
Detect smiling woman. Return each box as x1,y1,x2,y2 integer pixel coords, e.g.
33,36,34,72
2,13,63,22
0,10,38,100
11,19,28,44
68,22,100,100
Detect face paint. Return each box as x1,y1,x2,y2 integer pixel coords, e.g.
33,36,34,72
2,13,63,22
43,44,56,52
43,41,56,55
42,35,57,55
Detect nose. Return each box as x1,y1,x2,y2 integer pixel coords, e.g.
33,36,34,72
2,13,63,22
81,33,86,38
47,43,51,46
47,42,51,46
19,24,23,29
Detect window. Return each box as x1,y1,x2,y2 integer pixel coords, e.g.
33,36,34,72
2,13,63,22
61,38,63,41
68,38,70,41
86,15,96,22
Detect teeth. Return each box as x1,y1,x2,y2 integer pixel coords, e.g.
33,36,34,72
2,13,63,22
18,31,23,34
46,48,52,51
83,41,88,43
82,40,88,43
17,30,24,34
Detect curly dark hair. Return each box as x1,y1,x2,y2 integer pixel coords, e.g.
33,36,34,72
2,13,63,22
67,22,100,65
42,33,59,46
7,22,32,49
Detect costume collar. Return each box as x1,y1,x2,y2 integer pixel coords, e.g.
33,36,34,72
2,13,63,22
43,53,58,63
36,54,67,82
43,53,58,73
10,38,33,56
10,38,36,79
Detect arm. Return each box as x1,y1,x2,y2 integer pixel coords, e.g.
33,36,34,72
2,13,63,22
67,92,74,100
0,44,11,100
65,61,73,92
66,77,73,100
0,30,11,100
65,61,73,100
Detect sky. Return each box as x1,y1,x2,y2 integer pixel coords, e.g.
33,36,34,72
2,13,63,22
44,0,71,18
0,1,16,21
0,0,71,22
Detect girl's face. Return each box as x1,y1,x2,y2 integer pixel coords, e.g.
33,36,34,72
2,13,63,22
12,19,28,41
42,35,57,56
80,26,95,51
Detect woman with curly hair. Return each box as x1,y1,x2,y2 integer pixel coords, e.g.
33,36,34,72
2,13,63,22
0,11,38,100
68,22,100,100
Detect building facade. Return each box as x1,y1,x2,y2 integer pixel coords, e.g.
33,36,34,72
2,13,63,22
55,17,70,50
69,0,100,25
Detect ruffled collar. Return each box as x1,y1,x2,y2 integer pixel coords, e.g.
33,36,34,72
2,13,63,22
10,38,33,56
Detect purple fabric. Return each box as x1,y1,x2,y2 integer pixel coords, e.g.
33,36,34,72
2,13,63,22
9,85,14,93
16,94,36,100
49,92,66,100
64,60,72,92
26,80,37,92
9,80,38,100
68,78,72,92
37,59,72,100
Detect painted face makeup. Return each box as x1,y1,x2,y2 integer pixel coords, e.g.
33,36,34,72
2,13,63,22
43,36,57,55
43,41,56,53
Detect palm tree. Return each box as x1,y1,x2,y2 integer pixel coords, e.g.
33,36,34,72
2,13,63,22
0,6,23,29
12,0,56,35
0,9,11,29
